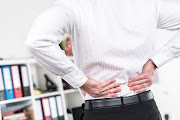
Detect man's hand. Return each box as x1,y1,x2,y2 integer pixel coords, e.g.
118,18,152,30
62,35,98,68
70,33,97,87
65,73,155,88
80,76,121,98
128,59,157,94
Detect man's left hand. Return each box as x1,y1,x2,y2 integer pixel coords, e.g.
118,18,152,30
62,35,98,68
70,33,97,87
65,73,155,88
128,59,157,94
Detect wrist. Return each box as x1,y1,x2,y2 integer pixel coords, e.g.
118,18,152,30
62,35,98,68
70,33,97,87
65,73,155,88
80,76,90,89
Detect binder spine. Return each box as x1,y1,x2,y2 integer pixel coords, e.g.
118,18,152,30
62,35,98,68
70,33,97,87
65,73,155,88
56,96,64,120
10,65,23,98
0,67,6,101
0,90,6,101
19,65,31,97
41,98,52,120
22,87,31,97
2,66,14,100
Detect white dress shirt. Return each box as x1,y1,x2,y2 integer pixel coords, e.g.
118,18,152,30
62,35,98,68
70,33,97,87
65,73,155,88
25,0,180,100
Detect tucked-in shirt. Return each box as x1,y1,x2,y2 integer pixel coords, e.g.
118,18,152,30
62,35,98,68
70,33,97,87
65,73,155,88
25,0,180,100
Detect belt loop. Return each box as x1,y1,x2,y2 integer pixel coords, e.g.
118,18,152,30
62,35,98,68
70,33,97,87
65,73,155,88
121,97,124,107
137,94,142,103
82,103,85,110
89,101,93,110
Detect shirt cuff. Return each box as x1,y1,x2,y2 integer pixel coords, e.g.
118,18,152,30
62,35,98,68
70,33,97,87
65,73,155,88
150,46,175,68
61,65,88,88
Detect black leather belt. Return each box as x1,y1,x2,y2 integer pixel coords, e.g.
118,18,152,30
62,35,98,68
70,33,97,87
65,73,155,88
83,90,153,110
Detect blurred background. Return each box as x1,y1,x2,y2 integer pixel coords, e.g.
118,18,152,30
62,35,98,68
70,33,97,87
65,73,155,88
0,0,180,120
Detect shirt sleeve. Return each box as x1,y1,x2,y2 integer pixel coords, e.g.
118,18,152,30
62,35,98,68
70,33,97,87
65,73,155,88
150,0,180,68
25,0,88,88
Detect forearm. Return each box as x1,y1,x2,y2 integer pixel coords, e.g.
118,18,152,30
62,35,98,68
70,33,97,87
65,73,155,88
25,1,88,88
25,39,88,88
150,29,180,68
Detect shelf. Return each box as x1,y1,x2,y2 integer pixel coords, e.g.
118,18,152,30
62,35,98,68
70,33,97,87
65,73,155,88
63,89,79,94
0,96,32,105
0,56,81,120
0,56,74,66
34,91,61,99
0,58,33,66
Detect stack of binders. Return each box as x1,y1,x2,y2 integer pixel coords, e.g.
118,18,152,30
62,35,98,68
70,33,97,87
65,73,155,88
0,65,31,101
36,96,64,120
0,67,6,101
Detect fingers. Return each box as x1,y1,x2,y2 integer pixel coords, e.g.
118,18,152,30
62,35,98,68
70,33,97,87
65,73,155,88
128,73,153,94
88,78,121,98
128,74,146,83
104,93,118,98
128,79,149,87
130,83,151,93
100,83,121,93
95,79,121,98
100,88,121,97
100,79,116,88
133,88,147,94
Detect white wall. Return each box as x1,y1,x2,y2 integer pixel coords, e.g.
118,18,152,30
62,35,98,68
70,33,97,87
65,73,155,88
0,0,55,59
0,0,180,119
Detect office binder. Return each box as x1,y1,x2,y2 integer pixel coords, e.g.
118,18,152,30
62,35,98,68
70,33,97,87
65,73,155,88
0,67,6,101
35,99,44,120
1,66,14,100
19,65,31,97
49,97,58,120
41,97,52,120
10,65,23,98
56,96,64,120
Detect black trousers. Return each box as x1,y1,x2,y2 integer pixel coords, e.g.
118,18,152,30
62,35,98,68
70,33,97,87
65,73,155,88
81,99,162,120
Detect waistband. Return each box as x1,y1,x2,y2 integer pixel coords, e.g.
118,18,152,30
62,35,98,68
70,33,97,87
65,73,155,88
83,90,153,110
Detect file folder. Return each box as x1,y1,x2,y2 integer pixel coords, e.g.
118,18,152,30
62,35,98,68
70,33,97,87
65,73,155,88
19,65,31,97
1,66,14,100
56,96,64,120
35,99,44,120
49,97,58,120
10,65,23,98
0,67,6,101
41,97,52,120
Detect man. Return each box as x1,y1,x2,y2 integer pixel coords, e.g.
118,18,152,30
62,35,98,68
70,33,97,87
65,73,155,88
25,0,180,119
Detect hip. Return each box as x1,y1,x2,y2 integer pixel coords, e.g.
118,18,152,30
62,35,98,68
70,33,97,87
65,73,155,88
81,91,162,120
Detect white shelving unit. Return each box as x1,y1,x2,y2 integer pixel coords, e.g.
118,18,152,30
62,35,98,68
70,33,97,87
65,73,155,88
0,56,84,120
0,96,33,105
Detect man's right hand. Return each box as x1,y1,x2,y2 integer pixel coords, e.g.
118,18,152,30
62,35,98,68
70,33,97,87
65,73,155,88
80,76,121,98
